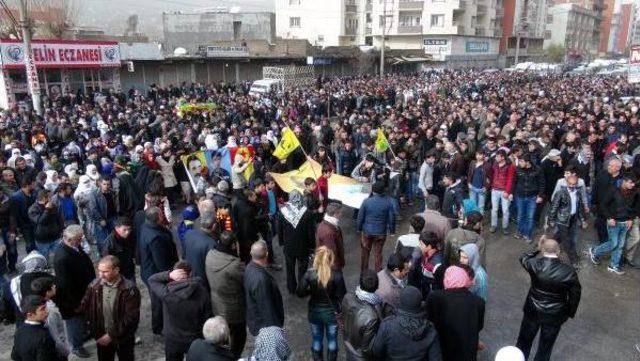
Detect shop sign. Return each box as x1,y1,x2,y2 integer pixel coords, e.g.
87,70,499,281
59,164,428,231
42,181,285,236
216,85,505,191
0,40,121,69
205,45,249,58
466,41,490,53
423,38,451,56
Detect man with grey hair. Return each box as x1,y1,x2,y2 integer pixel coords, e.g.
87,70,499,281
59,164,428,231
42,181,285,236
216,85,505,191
53,224,95,358
516,236,581,361
184,209,217,285
244,241,284,336
186,316,234,360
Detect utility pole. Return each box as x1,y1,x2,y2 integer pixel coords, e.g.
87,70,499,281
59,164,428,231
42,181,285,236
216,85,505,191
18,0,42,116
380,0,386,76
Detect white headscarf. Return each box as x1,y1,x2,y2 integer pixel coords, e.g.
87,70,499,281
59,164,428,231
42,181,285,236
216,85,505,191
44,170,59,192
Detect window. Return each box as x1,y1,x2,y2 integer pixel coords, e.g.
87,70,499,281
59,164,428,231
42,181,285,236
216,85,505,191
399,14,421,26
366,13,372,23
289,17,301,27
347,18,359,28
379,15,386,27
544,30,551,39
431,14,444,27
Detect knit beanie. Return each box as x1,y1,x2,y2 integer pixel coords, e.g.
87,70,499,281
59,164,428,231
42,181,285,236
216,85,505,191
398,286,423,314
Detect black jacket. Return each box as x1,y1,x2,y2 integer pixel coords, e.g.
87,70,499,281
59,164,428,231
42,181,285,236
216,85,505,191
27,203,64,242
232,196,261,246
297,268,347,312
541,159,563,199
103,232,136,281
148,272,212,344
11,322,63,361
53,242,95,319
371,309,442,361
601,185,634,221
183,228,217,285
514,166,545,198
341,293,384,361
520,250,581,325
441,180,464,220
138,222,178,284
244,261,284,336
593,171,618,215
278,210,316,258
548,187,586,226
426,288,485,361
186,340,235,361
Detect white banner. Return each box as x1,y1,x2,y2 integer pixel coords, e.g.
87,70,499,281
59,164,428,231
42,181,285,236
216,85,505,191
0,40,120,69
328,184,372,209
629,46,640,84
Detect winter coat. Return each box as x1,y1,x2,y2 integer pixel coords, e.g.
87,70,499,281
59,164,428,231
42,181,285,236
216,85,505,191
489,162,515,194
53,242,95,319
278,210,315,258
466,160,492,190
186,340,235,361
81,277,141,343
11,322,63,361
9,189,35,232
316,220,345,270
519,250,581,325
233,196,261,246
427,288,485,361
297,268,347,321
357,193,396,236
541,159,564,199
244,261,284,336
156,155,178,188
371,309,442,361
513,166,545,198
420,210,451,242
443,228,486,267
375,269,405,311
138,222,178,284
548,186,587,226
441,180,464,220
205,249,246,323
27,203,64,242
183,229,217,284
148,272,212,344
102,232,136,281
341,293,384,361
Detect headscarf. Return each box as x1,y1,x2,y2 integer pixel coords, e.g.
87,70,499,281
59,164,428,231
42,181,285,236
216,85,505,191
253,326,291,361
86,164,100,181
74,175,96,203
44,170,59,192
280,190,307,228
443,265,472,290
355,285,383,305
460,243,481,273
10,251,49,310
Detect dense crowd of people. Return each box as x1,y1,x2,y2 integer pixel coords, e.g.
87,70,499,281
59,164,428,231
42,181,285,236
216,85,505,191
1,69,639,361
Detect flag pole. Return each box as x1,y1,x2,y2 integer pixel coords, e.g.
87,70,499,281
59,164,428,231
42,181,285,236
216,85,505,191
280,117,319,179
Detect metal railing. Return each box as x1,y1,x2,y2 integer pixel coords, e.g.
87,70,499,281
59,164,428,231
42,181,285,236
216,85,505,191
397,25,422,33
398,1,424,10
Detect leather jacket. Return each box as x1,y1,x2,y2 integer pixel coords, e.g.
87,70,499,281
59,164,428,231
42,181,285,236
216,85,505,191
547,186,585,226
341,293,384,361
81,277,141,343
297,268,347,311
520,250,581,325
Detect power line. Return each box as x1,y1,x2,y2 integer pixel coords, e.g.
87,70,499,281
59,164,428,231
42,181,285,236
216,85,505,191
0,0,20,27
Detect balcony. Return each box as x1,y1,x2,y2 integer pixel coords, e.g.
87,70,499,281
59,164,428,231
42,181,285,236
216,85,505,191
398,0,424,10
344,26,357,35
345,4,357,13
475,27,486,36
397,25,423,33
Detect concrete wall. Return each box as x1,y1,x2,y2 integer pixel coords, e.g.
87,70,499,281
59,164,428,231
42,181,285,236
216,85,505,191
163,12,276,53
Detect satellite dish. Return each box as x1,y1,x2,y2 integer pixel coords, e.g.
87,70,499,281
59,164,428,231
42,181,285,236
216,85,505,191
173,47,188,56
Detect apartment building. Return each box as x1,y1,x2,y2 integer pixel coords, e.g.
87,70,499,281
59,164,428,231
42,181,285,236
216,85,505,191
275,0,369,47
499,0,548,65
544,4,600,57
609,1,635,53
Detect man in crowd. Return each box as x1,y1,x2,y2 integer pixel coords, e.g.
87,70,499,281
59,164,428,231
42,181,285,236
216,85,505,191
357,181,396,272
102,217,136,282
28,189,64,260
516,237,581,361
149,261,212,361
376,253,409,311
11,295,61,361
489,149,515,235
81,256,141,361
316,202,345,271
183,209,217,284
244,240,284,336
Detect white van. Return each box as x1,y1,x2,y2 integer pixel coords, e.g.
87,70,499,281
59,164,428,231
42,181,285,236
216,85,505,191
249,79,283,96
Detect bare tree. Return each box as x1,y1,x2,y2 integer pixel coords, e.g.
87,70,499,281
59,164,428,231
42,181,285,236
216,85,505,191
0,0,82,39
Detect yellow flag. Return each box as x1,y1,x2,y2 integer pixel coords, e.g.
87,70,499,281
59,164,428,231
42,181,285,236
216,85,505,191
273,127,301,160
375,128,389,152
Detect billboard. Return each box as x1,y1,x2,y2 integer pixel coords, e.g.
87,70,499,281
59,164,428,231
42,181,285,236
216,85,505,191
0,40,121,69
629,45,640,84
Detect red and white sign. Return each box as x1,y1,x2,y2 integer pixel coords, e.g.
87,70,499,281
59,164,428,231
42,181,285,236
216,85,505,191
0,39,121,69
629,45,640,84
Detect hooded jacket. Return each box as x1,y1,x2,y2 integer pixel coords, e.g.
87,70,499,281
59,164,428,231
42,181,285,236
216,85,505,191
459,244,488,301
205,248,246,323
148,272,213,344
370,309,442,361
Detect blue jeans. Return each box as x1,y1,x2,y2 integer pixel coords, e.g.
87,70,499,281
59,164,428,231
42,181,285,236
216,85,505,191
516,196,537,239
310,322,339,353
405,171,419,200
491,190,511,229
593,221,629,268
469,186,486,214
35,240,59,260
65,315,86,351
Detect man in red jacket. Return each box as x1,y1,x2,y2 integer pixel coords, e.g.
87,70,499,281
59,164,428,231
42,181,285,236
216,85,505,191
489,150,515,235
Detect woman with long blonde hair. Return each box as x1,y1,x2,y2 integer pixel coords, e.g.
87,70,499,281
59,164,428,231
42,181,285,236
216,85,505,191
297,246,347,361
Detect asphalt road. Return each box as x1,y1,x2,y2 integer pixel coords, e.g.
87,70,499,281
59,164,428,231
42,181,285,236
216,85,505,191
1,205,639,360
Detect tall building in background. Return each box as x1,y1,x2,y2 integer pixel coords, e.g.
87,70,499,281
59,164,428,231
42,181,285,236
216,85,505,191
275,0,368,46
609,0,635,53
544,4,600,58
499,0,548,65
631,1,640,46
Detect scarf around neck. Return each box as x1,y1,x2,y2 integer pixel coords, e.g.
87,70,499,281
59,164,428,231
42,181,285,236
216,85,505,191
355,286,382,305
